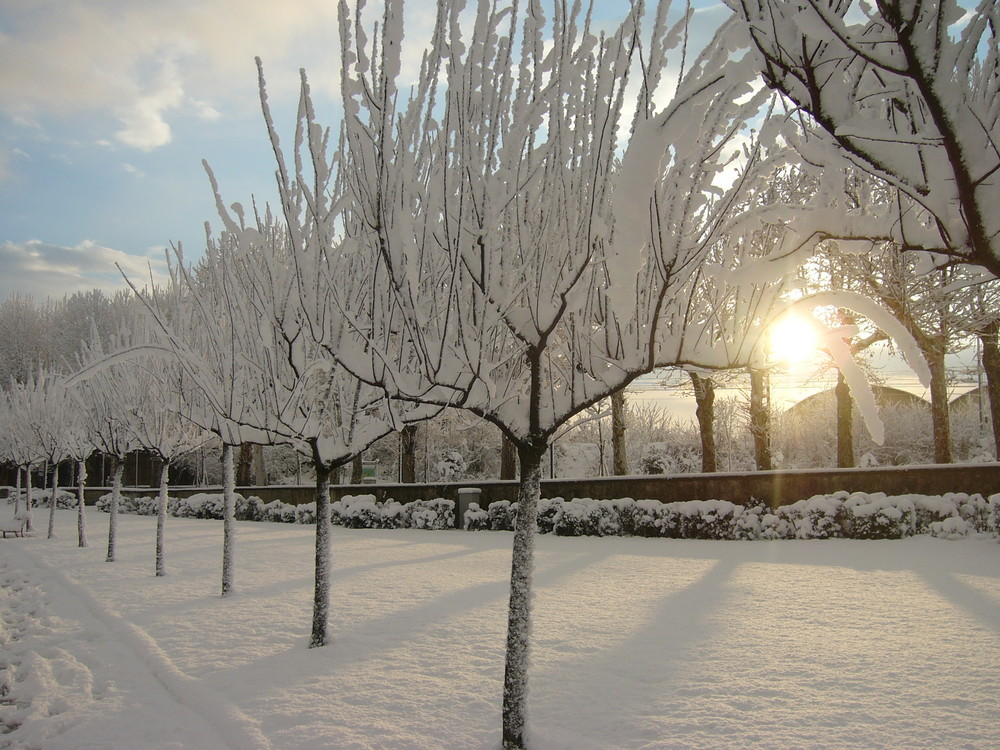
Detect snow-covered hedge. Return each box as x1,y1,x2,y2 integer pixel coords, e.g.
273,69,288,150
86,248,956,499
331,495,454,530
464,502,490,531
7,489,77,509
96,492,295,522
97,492,456,531
463,491,997,541
93,489,999,541
95,493,163,516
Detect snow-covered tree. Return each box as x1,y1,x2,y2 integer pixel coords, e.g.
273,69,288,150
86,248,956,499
80,298,211,573
197,65,442,643
821,245,972,462
14,371,79,539
0,402,11,494
731,0,1000,273
111,318,207,577
122,254,273,596
239,0,937,740
0,294,55,386
61,416,93,548
5,371,75,537
0,290,132,387
330,1,821,745
0,386,35,517
50,290,134,371
70,336,140,563
953,279,1000,458
716,161,941,465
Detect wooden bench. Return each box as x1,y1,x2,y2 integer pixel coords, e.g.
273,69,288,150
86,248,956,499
0,513,29,538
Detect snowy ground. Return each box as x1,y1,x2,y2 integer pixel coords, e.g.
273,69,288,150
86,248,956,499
1,508,999,750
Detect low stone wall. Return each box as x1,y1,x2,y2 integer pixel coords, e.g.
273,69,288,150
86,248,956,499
79,462,1000,511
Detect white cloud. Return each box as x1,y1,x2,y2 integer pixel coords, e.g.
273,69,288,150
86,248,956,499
0,239,170,302
191,99,222,122
114,57,186,150
0,0,342,150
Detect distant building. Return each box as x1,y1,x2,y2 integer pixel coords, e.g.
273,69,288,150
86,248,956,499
786,385,931,417
779,386,933,468
949,386,990,424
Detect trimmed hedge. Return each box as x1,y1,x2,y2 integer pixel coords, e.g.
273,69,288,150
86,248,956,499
8,489,77,510
93,489,999,541
96,491,456,531
462,491,996,541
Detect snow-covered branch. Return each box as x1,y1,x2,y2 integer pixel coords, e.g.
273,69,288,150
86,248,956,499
731,0,1000,273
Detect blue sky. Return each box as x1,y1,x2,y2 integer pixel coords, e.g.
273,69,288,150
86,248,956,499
0,0,350,301
0,0,729,303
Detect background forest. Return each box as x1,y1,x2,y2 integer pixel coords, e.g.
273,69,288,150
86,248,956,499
1,286,993,488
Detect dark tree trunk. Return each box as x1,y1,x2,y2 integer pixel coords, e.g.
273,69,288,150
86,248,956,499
690,372,717,473
252,444,267,485
350,454,363,484
927,343,952,463
835,370,855,468
14,464,22,516
500,433,517,480
400,425,418,483
980,327,1000,460
749,369,772,471
236,442,254,486
502,441,546,750
611,390,628,475
310,461,333,648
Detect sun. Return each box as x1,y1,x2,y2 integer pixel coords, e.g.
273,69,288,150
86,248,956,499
768,313,820,364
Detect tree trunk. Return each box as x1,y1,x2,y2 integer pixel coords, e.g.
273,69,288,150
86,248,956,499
596,421,606,476
253,444,267,485
106,456,123,562
77,458,89,548
611,390,628,475
927,345,952,463
749,369,772,471
500,434,517,480
502,441,545,750
46,461,58,539
980,328,1000,460
310,461,333,648
236,442,254,486
221,443,236,596
835,370,855,468
400,425,418,483
155,459,170,577
24,464,34,531
350,454,363,484
14,464,22,516
690,373,717,473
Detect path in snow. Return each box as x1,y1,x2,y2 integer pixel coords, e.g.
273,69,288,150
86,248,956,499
0,538,264,750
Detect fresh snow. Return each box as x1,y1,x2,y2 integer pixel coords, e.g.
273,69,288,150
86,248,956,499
1,508,999,749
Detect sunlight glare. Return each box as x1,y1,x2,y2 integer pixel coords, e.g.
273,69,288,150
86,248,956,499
768,314,819,364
